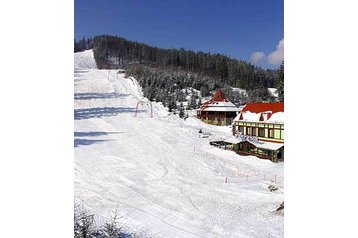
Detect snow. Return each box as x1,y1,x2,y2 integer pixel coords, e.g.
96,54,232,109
233,111,284,124
268,88,278,98
256,142,284,151
231,87,248,96
199,101,240,112
74,50,284,238
267,112,284,124
74,50,97,70
225,136,283,151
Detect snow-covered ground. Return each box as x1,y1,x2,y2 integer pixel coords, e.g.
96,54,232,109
74,50,284,238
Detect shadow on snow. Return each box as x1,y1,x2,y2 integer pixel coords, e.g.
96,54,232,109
74,92,130,100
74,107,145,120
74,139,110,147
74,131,122,137
74,131,123,147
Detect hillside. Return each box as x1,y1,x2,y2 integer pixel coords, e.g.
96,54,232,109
74,50,284,237
86,35,282,104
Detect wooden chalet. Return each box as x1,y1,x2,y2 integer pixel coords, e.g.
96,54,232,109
230,102,284,162
196,90,240,126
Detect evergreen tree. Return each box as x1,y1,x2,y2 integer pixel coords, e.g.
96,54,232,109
197,97,202,108
189,94,197,109
168,98,177,112
179,102,185,118
200,84,210,97
103,206,120,238
277,61,284,102
74,39,78,52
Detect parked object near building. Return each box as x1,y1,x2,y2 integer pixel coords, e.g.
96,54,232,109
196,90,241,126
231,102,284,162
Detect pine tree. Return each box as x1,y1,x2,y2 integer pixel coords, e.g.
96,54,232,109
168,98,176,112
189,94,197,109
103,206,120,238
197,97,202,108
277,61,284,102
74,204,96,238
74,39,78,52
179,102,185,118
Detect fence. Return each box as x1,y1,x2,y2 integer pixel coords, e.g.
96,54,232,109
192,146,283,185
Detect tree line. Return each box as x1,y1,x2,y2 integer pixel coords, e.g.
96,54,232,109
74,37,94,53
75,35,284,111
92,35,281,90
125,65,251,108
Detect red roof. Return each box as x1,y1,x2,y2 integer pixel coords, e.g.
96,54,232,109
242,102,284,113
199,90,229,110
210,90,227,102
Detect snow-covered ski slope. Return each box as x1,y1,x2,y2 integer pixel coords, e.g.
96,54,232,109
74,50,284,238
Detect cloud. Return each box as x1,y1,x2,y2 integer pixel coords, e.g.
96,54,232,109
249,38,284,67
267,39,284,65
250,51,265,63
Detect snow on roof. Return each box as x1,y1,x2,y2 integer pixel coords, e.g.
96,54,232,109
225,136,284,151
198,101,240,112
268,88,278,98
266,112,284,123
255,141,284,151
200,106,240,112
198,89,239,112
233,111,284,123
224,136,240,144
233,103,284,123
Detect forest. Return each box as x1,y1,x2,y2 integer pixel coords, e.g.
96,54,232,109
75,35,284,110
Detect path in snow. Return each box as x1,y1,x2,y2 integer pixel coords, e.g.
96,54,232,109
74,50,284,238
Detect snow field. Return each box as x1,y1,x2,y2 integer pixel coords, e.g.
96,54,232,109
74,50,284,238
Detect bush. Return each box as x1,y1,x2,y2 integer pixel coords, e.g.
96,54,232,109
74,203,152,238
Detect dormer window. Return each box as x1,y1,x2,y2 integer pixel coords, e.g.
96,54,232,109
259,114,264,121
259,112,272,121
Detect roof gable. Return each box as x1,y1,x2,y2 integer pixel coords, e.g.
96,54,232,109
198,89,239,111
211,89,227,102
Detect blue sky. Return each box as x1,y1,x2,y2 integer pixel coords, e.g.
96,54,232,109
75,0,283,69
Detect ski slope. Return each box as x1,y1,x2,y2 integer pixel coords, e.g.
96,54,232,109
74,50,284,238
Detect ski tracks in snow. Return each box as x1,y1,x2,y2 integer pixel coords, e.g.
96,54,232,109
74,50,284,238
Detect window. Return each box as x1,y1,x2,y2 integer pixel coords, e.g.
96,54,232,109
269,129,274,138
246,127,251,135
258,128,265,137
251,127,256,136
238,126,244,133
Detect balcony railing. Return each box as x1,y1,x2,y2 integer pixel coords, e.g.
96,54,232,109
197,114,235,119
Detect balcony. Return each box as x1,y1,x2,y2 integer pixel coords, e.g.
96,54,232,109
197,114,235,119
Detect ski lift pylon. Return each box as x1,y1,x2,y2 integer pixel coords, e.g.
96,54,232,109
135,101,153,118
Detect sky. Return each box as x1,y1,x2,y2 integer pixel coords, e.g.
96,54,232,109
75,0,283,69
